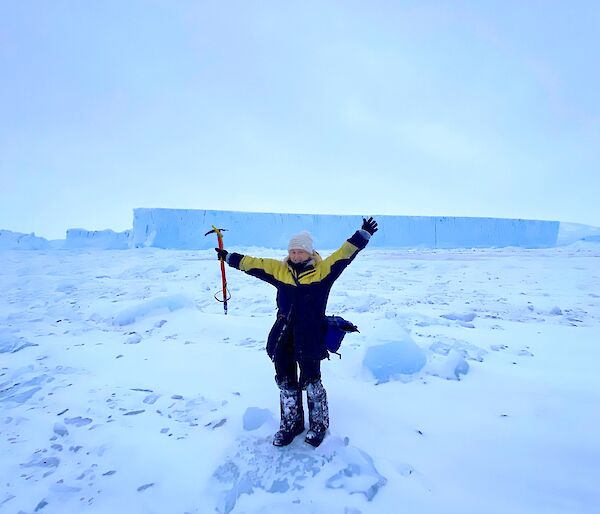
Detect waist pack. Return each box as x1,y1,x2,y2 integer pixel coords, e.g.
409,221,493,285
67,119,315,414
324,316,359,356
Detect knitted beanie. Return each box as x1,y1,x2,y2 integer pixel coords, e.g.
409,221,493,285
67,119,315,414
288,231,314,253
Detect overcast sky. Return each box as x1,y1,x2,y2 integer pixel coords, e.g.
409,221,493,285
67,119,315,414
2,1,599,239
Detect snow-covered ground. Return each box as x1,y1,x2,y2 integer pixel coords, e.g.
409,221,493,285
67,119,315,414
1,243,599,514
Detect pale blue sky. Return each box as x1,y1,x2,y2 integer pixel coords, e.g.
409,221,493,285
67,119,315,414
1,1,599,239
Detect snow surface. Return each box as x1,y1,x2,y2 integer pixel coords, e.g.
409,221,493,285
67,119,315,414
132,209,560,249
1,243,600,514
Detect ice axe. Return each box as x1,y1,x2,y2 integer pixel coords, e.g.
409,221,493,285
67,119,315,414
204,225,231,314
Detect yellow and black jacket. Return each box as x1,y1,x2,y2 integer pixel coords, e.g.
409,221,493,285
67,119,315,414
227,230,371,360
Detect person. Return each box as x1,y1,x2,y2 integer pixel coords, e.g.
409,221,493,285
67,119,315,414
215,217,378,447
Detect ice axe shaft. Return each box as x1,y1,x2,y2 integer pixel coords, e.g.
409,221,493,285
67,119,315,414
204,226,231,314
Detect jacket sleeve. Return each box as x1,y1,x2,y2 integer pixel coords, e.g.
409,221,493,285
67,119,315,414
320,230,371,283
227,252,286,287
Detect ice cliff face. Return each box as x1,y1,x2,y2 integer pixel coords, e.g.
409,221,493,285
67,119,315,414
65,229,131,249
131,208,559,249
0,230,50,250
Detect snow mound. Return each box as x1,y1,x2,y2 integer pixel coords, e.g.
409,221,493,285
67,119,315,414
0,329,39,354
112,295,194,326
243,407,273,431
440,312,477,322
363,336,426,383
0,338,39,354
426,349,470,380
429,336,487,362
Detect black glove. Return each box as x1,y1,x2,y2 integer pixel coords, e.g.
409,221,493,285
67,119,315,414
361,216,378,235
215,248,228,261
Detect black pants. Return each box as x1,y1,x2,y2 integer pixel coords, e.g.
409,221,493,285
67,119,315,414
274,331,321,390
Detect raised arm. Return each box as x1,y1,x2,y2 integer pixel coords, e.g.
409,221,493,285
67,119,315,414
319,217,378,283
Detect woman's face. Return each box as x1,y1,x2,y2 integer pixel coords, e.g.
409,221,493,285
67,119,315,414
288,249,311,264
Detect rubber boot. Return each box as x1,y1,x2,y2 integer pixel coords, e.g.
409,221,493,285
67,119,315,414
305,379,329,447
273,386,305,447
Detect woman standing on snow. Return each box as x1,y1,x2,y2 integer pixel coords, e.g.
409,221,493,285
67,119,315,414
215,217,378,447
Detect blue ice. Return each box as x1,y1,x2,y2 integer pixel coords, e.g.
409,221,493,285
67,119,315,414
363,339,426,382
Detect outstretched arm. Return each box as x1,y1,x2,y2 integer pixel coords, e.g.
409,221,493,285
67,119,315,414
320,217,378,283
215,249,286,287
